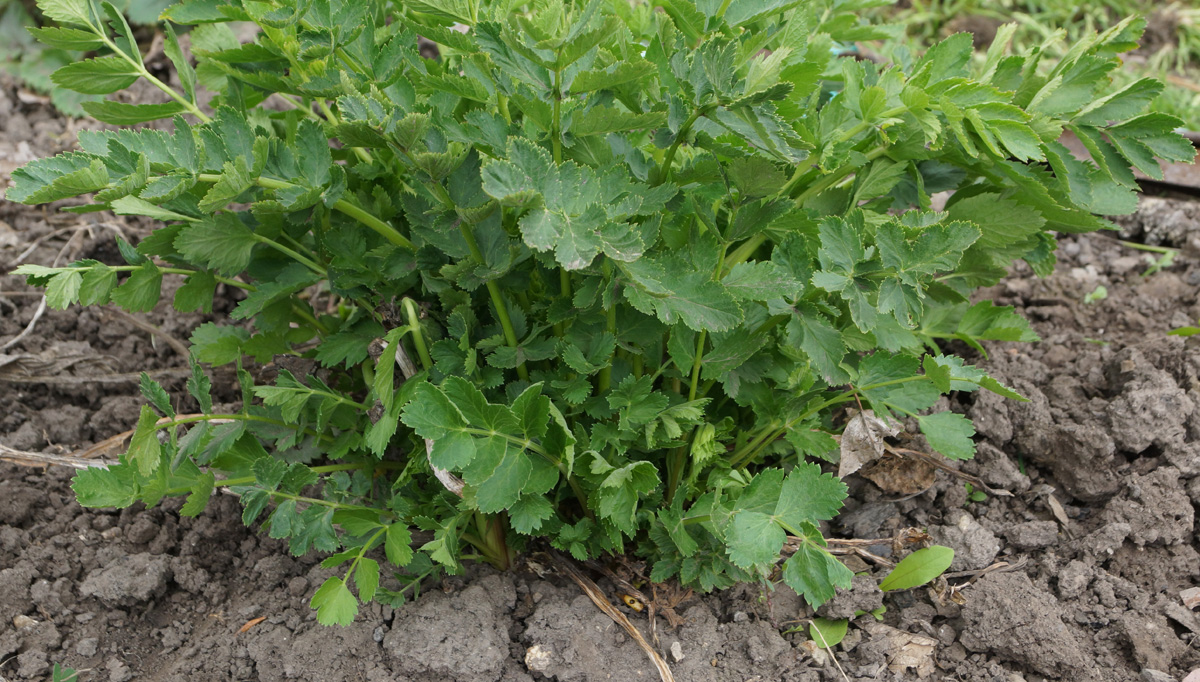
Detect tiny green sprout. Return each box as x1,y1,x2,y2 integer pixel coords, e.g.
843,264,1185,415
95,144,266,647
964,483,988,504
52,663,82,682
1084,285,1108,305
1119,240,1178,277
853,605,887,621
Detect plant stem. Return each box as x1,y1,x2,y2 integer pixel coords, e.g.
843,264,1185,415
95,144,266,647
156,412,334,442
95,32,211,123
344,527,388,581
551,69,563,165
165,461,399,497
254,234,326,275
687,331,706,401
726,374,932,468
458,222,530,381
193,174,414,250
652,108,703,186
597,263,618,394
401,298,433,371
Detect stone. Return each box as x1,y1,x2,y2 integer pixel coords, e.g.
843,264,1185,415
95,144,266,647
931,510,1000,571
76,637,99,657
1056,560,1092,600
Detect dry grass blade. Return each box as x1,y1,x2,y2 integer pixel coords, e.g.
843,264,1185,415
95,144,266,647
0,347,188,384
1,413,213,470
0,295,47,352
102,306,191,358
550,552,676,682
0,444,116,469
0,368,191,385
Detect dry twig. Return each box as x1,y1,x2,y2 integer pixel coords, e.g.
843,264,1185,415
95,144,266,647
549,552,675,682
884,444,1012,497
101,306,191,358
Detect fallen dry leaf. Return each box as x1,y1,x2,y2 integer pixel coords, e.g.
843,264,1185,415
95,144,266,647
237,616,267,634
861,621,937,678
839,410,900,479
1046,494,1071,528
860,455,936,495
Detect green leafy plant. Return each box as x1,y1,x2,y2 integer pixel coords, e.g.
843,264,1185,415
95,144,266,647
0,0,177,115
877,0,1200,129
9,0,1189,625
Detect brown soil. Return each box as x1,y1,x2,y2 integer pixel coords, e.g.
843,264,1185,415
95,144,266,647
3,76,1200,682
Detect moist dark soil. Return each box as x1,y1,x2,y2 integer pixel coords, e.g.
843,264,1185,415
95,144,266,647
2,76,1200,682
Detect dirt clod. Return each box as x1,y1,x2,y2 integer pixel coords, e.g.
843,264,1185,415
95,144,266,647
79,553,172,606
959,572,1093,679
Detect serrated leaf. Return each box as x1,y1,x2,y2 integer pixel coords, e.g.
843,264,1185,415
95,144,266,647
51,56,139,94
187,359,213,412
164,22,197,103
723,261,802,301
174,214,258,275
781,522,853,607
385,524,414,567
7,154,109,204
355,558,380,602
180,472,216,516
28,26,105,50
622,259,742,332
128,404,162,476
72,463,139,508
139,373,175,417
189,322,249,365
82,101,187,125
727,511,784,568
509,494,555,534
110,263,162,313
310,577,358,626
79,264,117,306
917,411,976,460
174,272,217,314
37,0,94,26
45,270,82,309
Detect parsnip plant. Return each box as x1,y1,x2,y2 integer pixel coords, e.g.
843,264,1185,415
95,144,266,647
10,0,1190,625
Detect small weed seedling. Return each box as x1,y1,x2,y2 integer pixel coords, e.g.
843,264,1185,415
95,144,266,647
10,0,1190,624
